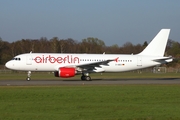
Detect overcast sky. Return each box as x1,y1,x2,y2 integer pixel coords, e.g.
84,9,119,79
0,0,179,46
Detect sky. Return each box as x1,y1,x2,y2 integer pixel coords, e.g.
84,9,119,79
0,0,180,46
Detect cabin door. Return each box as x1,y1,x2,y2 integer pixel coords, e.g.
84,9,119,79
137,57,142,66
26,55,32,65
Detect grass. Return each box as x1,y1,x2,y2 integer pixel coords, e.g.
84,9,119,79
0,72,180,119
0,85,180,120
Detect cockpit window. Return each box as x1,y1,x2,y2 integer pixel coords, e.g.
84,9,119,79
13,58,21,61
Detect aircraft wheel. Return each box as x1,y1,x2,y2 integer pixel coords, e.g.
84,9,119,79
81,76,85,81
86,76,91,81
26,77,31,81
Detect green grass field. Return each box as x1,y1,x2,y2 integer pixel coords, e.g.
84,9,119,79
0,85,180,120
1,72,180,119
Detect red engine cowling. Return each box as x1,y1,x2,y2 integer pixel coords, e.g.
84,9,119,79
54,67,76,78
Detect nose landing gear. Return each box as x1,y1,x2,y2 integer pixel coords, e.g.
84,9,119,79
26,71,31,81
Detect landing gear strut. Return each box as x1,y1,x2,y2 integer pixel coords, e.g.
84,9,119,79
26,71,31,81
81,73,91,81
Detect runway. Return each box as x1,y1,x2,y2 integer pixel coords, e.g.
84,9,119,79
1,78,180,86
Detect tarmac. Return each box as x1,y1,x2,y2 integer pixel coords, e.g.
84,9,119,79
1,78,180,86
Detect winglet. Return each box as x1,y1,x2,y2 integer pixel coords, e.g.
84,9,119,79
138,29,170,57
114,57,119,62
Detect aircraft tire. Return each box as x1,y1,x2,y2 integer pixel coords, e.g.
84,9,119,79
81,76,86,81
86,76,91,81
26,77,31,81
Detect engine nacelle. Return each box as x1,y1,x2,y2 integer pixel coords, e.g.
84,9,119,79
54,67,76,78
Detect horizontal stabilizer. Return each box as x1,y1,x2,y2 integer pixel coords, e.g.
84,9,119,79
152,57,173,63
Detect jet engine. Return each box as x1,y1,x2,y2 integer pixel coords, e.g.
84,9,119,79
54,67,76,78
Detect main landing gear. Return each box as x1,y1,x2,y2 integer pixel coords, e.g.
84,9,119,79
81,73,91,81
26,71,31,81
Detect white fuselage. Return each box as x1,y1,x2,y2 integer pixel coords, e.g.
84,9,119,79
5,53,171,72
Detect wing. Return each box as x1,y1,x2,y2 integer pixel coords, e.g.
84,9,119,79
54,57,118,72
76,57,119,72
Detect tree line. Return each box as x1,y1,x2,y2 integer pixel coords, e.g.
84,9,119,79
0,37,180,67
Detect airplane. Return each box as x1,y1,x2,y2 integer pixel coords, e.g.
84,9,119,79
5,29,173,81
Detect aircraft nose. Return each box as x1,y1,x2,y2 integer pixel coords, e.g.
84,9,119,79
5,61,13,69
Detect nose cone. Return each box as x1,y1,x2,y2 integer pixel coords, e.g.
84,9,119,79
5,61,12,69
5,62,10,68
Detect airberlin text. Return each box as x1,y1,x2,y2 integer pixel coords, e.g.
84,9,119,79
34,55,80,64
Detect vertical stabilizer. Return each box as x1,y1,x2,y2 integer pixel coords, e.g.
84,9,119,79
138,29,170,57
